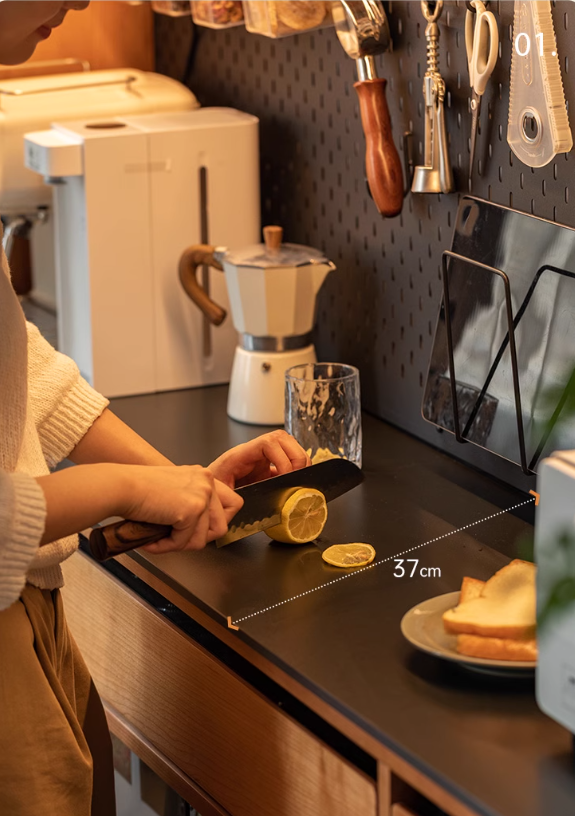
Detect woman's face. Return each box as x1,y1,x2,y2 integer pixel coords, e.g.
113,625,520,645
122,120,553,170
0,2,90,65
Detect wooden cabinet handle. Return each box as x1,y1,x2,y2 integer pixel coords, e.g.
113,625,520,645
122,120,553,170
354,78,404,218
90,520,171,562
178,244,226,326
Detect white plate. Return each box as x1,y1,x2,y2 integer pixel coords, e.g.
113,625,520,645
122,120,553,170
400,591,536,677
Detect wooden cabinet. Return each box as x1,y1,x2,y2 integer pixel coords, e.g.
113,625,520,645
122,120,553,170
62,553,482,816
61,552,377,816
378,762,473,816
9,2,155,76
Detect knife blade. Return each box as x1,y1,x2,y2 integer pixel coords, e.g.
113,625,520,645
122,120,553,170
89,459,363,561
215,458,364,547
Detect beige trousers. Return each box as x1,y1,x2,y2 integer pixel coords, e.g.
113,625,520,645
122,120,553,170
0,585,116,816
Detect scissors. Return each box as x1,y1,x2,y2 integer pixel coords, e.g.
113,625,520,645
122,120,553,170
465,0,498,182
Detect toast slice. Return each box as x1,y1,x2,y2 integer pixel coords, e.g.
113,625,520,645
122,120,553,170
456,634,537,662
443,559,536,639
459,576,485,603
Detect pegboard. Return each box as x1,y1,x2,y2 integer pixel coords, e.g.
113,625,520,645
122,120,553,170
155,2,575,491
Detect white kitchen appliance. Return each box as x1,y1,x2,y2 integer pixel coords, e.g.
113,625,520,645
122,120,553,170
535,451,575,734
24,108,260,397
0,69,196,307
179,226,335,425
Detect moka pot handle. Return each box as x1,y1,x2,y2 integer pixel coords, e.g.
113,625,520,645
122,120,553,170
178,244,227,326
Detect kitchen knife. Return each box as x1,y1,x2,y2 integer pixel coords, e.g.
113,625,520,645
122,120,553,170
89,458,364,561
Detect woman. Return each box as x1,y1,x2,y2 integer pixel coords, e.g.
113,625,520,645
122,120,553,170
0,4,309,814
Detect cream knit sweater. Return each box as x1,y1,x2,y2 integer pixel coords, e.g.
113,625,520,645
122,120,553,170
0,239,108,611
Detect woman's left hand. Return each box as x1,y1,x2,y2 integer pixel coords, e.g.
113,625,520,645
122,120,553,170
208,430,311,488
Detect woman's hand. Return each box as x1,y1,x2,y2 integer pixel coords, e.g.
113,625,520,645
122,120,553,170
36,463,243,554
208,430,311,489
118,465,244,554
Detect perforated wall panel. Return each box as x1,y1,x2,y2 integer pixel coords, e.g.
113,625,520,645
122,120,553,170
155,2,575,490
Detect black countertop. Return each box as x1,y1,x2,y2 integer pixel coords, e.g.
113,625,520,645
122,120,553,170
109,386,575,816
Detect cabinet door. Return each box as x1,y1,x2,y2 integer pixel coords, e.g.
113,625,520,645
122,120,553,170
26,2,154,72
62,553,377,816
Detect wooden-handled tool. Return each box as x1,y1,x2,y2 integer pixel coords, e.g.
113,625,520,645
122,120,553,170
333,0,404,217
90,520,171,562
354,77,403,217
89,459,365,561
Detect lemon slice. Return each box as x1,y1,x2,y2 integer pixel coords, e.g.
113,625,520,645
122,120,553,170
307,447,346,465
322,543,375,568
267,488,328,545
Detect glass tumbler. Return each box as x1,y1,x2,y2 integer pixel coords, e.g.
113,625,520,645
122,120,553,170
285,363,362,468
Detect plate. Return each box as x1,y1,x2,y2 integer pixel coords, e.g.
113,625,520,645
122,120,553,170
400,592,536,677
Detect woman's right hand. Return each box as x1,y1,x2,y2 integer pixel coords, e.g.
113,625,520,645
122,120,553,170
36,462,243,552
117,465,244,554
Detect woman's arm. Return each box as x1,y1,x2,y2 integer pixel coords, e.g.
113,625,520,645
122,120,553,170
36,463,241,549
26,323,171,469
68,408,173,467
36,463,127,545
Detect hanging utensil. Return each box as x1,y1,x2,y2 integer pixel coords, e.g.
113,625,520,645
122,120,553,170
332,0,404,217
465,0,498,182
411,0,454,195
507,0,572,168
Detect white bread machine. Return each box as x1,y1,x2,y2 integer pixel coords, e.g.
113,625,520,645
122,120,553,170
25,109,260,397
0,69,197,308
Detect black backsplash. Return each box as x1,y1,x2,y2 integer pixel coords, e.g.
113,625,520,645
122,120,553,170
155,2,575,492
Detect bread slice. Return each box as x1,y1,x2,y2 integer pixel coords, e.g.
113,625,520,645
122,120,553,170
443,559,536,639
456,634,537,662
459,576,485,603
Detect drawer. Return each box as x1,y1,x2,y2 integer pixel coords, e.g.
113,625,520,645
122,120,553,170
62,552,377,816
378,763,475,816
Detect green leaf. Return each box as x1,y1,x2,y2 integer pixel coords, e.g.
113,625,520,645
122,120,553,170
516,530,535,563
538,577,575,630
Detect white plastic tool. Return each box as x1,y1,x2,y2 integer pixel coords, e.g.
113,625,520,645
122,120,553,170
508,0,572,168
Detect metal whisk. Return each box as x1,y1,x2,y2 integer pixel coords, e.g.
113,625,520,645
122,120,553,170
411,0,454,194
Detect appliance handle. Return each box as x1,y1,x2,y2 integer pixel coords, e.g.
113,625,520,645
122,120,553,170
0,73,136,97
0,57,91,81
178,244,227,326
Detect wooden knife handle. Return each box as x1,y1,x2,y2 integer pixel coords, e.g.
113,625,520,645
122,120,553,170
89,520,172,562
178,244,227,326
354,78,403,218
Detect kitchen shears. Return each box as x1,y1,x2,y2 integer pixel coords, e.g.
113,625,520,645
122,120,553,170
465,0,498,181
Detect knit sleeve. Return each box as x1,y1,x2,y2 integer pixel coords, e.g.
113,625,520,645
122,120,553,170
26,322,109,469
0,471,46,610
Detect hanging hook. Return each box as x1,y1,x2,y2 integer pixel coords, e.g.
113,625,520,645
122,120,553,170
421,1,443,23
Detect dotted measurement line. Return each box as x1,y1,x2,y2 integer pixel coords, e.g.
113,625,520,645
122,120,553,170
232,496,535,626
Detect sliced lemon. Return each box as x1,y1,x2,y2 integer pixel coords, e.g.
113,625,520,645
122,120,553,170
322,543,376,568
267,488,328,545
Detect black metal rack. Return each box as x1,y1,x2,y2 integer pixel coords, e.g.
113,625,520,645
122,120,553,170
441,250,575,476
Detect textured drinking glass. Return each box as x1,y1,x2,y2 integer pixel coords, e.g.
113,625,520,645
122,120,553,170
285,363,362,468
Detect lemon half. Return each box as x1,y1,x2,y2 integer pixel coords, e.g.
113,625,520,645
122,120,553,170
322,543,376,568
267,488,328,545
